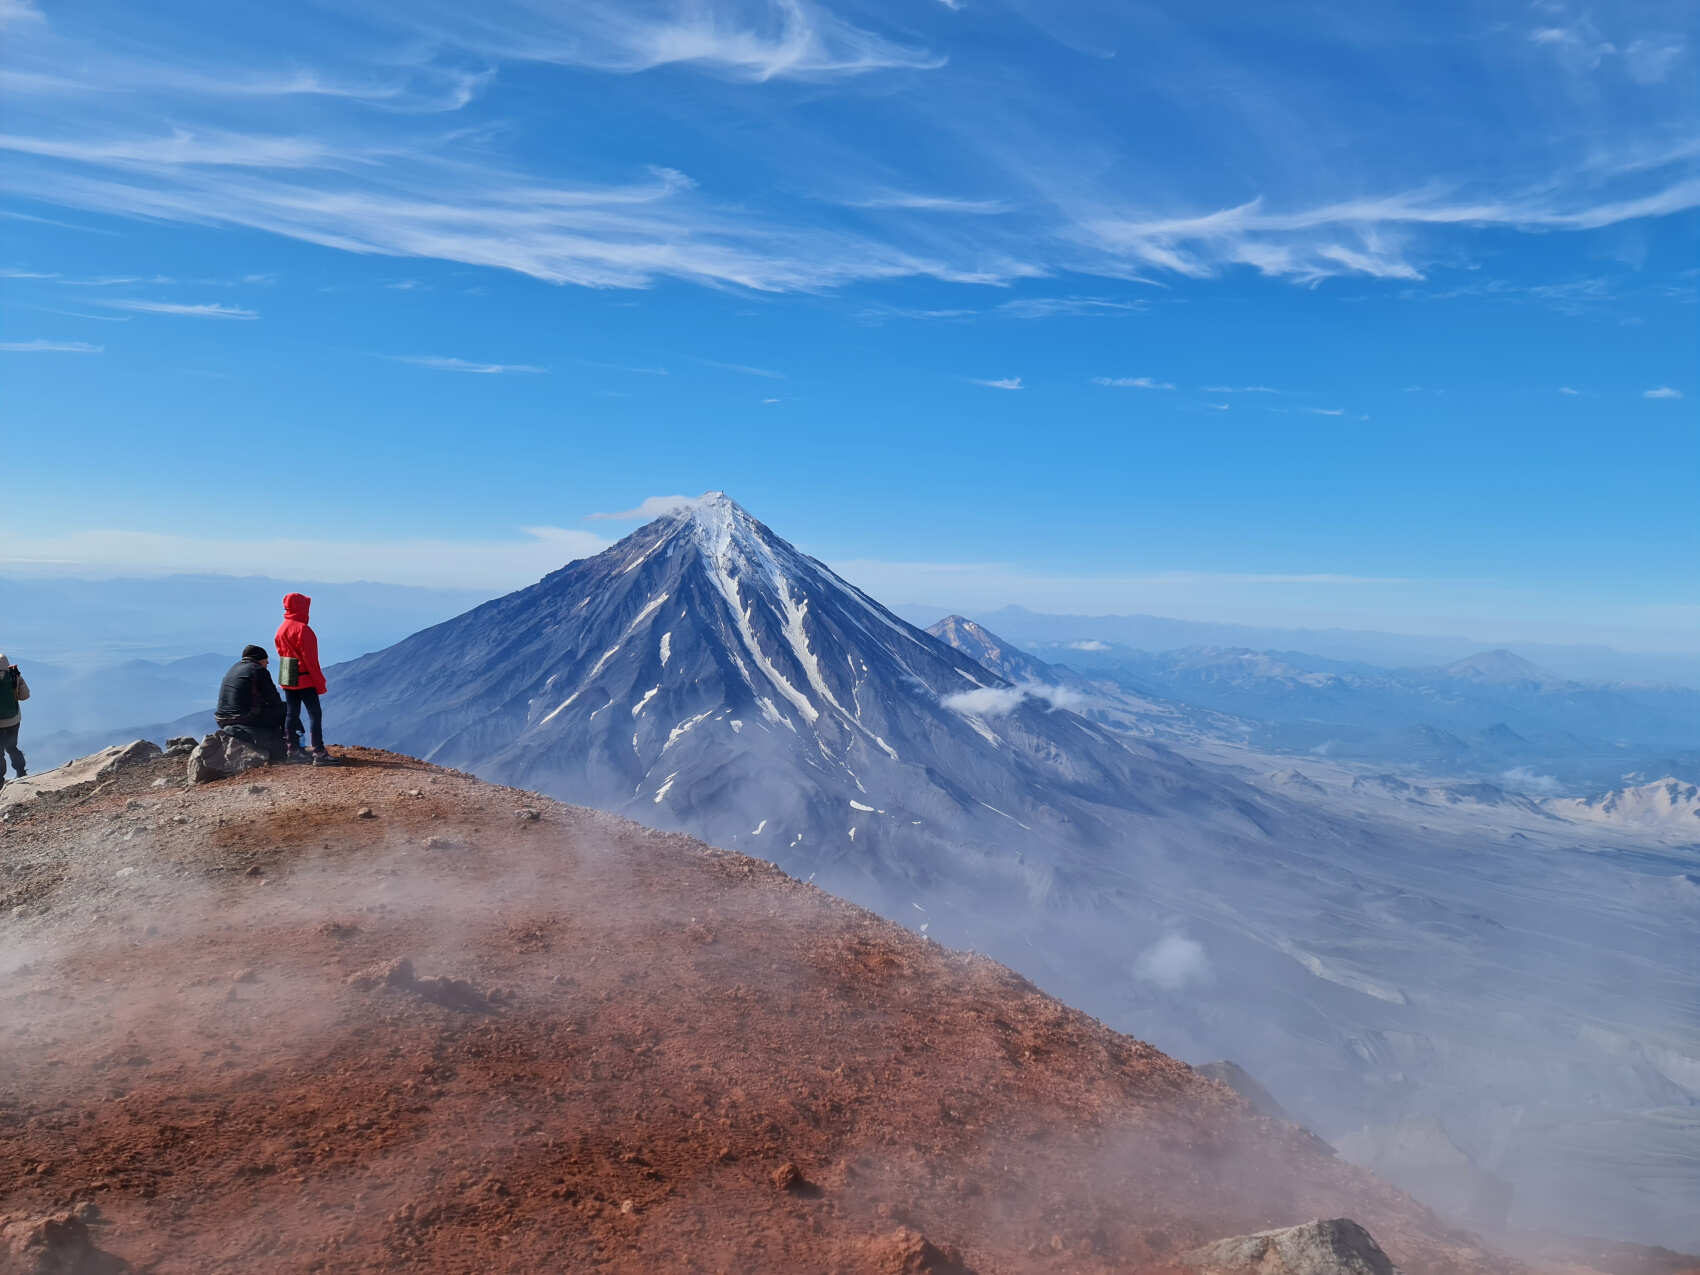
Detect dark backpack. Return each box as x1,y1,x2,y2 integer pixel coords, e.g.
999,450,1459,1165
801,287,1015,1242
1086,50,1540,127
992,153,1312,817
0,669,18,720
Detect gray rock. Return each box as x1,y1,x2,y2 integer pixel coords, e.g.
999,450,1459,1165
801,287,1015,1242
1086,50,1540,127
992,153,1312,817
1178,1219,1400,1275
165,735,199,755
0,739,162,810
186,732,271,785
0,1209,128,1273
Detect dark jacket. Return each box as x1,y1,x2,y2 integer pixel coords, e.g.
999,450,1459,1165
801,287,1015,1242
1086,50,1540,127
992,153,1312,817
275,593,328,694
216,658,285,730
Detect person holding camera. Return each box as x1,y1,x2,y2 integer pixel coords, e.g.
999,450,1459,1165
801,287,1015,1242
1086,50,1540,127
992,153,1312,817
0,654,31,788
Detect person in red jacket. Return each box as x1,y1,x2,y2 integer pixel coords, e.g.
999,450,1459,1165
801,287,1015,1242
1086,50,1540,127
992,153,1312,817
274,592,339,765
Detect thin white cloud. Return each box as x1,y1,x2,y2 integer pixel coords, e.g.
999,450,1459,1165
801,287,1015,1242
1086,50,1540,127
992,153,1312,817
997,296,1146,319
1091,376,1172,389
1558,385,1581,395
409,0,945,83
970,376,1023,390
0,338,102,352
762,396,780,405
696,357,784,379
1206,402,1230,411
99,299,258,319
1643,385,1683,399
0,0,42,26
0,267,57,279
845,191,1011,214
585,495,694,521
1203,384,1279,394
390,355,546,374
1304,407,1347,416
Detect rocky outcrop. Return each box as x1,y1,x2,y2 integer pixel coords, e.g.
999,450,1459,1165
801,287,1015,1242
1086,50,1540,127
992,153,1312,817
0,740,161,810
0,1211,129,1273
1179,1218,1400,1274
186,732,270,785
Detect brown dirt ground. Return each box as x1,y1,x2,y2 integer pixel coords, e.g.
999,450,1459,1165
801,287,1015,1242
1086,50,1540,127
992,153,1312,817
0,747,1603,1273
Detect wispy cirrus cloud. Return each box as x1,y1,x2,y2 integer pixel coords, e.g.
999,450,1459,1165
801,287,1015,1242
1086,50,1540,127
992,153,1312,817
1643,385,1683,399
398,0,944,83
695,357,784,379
0,0,1694,300
1304,407,1347,416
0,0,42,27
842,190,1012,214
1558,385,1582,395
996,295,1146,319
1091,375,1172,389
0,338,102,352
389,354,546,374
97,299,258,319
970,376,1023,390
1203,384,1280,394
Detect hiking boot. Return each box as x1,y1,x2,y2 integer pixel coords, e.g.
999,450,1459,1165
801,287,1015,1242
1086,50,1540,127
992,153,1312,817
311,750,343,767
284,749,313,765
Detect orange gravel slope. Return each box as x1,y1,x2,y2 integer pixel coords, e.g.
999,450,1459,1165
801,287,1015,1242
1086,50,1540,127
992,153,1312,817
1,748,1522,1274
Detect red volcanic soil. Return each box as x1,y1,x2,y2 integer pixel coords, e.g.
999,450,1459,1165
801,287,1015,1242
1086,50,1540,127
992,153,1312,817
1,748,1534,1274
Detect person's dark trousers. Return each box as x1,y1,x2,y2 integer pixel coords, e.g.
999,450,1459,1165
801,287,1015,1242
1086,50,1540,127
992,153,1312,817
285,688,324,752
0,724,24,778
222,723,286,762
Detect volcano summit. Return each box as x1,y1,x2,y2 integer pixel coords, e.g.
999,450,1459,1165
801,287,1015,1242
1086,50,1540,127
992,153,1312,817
334,492,1262,915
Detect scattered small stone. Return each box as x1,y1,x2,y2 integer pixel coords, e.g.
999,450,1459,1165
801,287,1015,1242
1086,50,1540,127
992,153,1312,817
346,957,417,991
516,808,541,823
171,814,190,825
422,835,461,851
114,867,136,880
318,920,359,940
231,967,260,984
244,864,264,878
407,788,423,798
770,1162,808,1193
870,1227,976,1274
247,783,268,795
619,1199,636,1215
124,799,143,810
357,807,376,820
150,778,168,788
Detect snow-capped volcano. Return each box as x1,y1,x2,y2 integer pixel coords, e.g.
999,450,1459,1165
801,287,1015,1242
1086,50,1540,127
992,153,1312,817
333,493,1251,909
330,494,1700,1250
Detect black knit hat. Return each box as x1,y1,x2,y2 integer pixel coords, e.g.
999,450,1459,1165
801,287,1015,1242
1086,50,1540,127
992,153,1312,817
242,644,268,662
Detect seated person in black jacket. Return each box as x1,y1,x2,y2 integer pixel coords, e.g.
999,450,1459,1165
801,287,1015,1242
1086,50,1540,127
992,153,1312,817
214,645,287,760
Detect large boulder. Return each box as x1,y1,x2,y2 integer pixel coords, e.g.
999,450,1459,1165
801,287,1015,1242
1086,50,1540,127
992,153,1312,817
186,732,271,785
0,740,162,810
0,1211,129,1273
1178,1218,1400,1275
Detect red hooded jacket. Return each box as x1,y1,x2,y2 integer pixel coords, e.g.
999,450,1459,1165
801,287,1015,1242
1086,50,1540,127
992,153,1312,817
275,593,329,694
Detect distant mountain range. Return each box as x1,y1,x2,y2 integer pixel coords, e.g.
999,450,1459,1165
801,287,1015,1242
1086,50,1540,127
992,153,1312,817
1010,639,1700,788
917,603,1700,688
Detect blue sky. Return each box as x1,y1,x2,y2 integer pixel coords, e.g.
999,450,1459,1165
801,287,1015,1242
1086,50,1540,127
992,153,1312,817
1,0,1696,650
